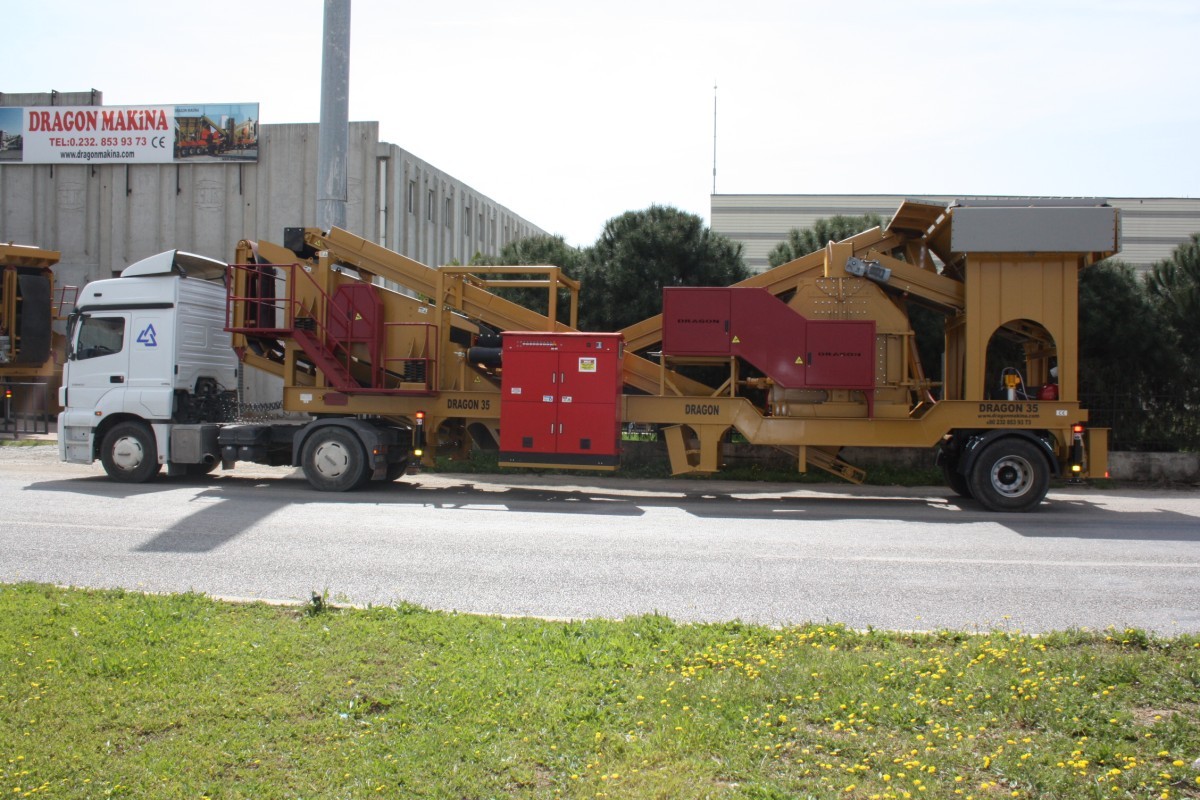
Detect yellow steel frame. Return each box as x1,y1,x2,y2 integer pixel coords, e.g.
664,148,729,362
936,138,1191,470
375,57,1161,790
0,244,69,382
229,199,1116,482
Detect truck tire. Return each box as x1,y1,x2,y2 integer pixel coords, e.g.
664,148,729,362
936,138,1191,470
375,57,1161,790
301,427,368,492
967,438,1050,512
384,458,409,482
101,422,161,483
942,463,973,499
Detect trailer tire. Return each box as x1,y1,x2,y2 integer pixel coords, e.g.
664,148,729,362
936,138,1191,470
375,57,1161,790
967,438,1050,512
100,422,161,484
301,427,367,492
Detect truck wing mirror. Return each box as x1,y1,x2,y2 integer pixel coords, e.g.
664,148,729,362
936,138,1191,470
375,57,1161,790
65,311,80,360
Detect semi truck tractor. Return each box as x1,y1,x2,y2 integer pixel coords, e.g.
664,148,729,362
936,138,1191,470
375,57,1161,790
57,249,421,489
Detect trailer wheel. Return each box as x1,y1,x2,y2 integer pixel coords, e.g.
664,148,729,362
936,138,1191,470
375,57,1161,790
302,428,367,492
967,439,1050,512
384,459,409,482
100,422,161,483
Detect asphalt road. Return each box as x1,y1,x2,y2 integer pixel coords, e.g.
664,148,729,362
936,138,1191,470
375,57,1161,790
3,444,1199,635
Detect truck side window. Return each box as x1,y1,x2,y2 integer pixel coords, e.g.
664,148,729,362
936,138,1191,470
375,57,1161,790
76,316,125,360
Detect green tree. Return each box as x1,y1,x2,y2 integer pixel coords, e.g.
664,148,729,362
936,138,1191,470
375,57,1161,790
1140,235,1200,449
1079,260,1179,395
1077,258,1190,450
472,235,586,274
1144,233,1200,364
580,205,749,332
469,235,586,323
767,213,885,268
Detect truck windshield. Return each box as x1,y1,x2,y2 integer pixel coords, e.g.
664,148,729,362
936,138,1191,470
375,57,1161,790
74,316,125,360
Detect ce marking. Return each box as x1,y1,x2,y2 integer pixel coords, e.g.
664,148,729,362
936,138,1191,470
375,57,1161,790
150,136,167,149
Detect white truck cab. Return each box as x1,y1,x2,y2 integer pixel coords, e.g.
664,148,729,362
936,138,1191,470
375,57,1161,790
59,248,418,490
58,250,238,480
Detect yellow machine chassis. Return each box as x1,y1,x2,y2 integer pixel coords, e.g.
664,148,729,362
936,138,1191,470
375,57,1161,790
229,199,1118,488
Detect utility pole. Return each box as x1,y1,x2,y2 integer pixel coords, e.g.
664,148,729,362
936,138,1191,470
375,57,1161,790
317,0,351,232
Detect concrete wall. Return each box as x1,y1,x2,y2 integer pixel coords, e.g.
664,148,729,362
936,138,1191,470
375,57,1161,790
712,194,1200,274
1108,452,1200,483
1,92,547,289
622,441,1200,483
384,144,545,268
0,124,360,290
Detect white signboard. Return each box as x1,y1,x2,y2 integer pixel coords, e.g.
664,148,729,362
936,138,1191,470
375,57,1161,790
0,103,259,165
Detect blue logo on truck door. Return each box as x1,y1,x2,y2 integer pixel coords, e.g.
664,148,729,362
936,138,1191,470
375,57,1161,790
136,324,158,346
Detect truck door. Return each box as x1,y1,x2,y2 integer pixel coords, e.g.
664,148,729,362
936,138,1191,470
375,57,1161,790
65,312,130,413
126,311,174,417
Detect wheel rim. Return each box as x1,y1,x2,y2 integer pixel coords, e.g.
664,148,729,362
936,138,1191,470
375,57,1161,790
312,440,352,479
989,454,1035,498
111,435,147,473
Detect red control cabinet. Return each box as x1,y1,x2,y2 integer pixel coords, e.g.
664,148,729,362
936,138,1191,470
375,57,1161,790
500,332,624,468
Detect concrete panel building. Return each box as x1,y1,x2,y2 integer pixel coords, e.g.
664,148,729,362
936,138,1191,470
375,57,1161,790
0,90,546,292
712,194,1200,274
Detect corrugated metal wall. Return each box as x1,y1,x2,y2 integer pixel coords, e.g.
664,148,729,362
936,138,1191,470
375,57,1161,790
712,194,1200,274
1110,198,1200,270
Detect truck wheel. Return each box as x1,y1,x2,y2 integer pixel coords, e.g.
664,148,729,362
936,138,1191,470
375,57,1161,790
302,428,367,492
384,458,409,482
942,463,973,499
967,439,1050,512
100,422,161,483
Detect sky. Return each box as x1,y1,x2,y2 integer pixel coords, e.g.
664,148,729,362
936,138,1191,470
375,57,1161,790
6,0,1198,247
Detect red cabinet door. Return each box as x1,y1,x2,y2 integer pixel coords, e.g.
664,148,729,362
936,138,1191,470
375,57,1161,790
499,400,559,454
499,347,558,455
805,321,876,389
556,403,618,457
662,288,731,356
502,346,559,405
557,339,621,406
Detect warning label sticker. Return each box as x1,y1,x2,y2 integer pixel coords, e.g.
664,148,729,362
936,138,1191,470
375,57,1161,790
579,357,597,373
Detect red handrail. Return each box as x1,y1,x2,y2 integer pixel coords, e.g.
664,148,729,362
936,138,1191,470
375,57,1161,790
226,263,437,395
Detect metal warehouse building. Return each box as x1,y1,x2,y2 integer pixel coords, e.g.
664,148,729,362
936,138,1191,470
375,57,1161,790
0,90,545,291
712,194,1200,274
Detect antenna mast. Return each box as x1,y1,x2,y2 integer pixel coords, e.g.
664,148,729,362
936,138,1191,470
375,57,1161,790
712,83,718,195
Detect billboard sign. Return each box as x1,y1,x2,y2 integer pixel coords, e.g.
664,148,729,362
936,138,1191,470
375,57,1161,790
0,103,259,165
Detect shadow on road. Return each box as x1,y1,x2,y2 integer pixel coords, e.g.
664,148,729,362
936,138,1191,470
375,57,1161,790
23,469,1200,554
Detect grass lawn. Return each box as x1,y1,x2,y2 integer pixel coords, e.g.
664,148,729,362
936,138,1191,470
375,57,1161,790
2,584,1198,799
